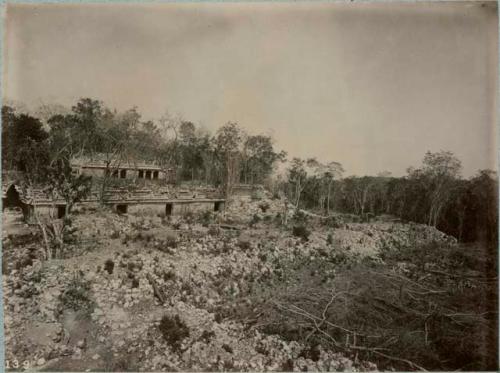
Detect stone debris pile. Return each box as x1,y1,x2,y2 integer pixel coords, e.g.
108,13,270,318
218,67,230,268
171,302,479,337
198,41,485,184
332,222,457,257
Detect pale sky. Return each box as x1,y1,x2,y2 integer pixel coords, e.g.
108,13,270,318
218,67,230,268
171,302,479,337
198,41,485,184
3,1,498,176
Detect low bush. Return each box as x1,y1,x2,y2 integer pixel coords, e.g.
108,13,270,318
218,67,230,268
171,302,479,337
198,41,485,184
237,240,251,251
104,259,114,274
159,314,190,351
208,225,219,236
249,214,261,227
14,256,33,270
292,210,308,225
131,277,140,288
165,235,178,248
258,202,270,212
322,215,342,228
59,273,94,315
200,211,213,226
163,270,176,282
326,233,333,245
292,225,311,241
200,330,215,343
183,211,195,225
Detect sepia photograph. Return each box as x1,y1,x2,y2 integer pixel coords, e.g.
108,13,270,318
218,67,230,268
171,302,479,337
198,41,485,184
1,1,498,371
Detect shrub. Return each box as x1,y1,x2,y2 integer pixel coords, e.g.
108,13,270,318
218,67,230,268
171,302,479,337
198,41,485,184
292,210,308,225
131,277,140,288
292,225,311,241
251,190,263,201
104,259,114,274
208,225,219,236
159,314,190,351
59,273,94,314
258,202,270,213
183,211,195,224
323,216,342,229
200,211,213,226
326,233,334,245
250,214,261,227
200,330,215,343
222,344,233,353
163,270,176,282
15,256,33,270
237,240,252,251
26,268,45,283
165,235,178,248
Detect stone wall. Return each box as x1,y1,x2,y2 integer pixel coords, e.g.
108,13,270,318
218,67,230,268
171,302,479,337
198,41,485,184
24,204,66,223
114,200,224,216
81,167,166,181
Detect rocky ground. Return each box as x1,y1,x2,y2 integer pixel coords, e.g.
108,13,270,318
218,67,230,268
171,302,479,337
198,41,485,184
2,196,456,372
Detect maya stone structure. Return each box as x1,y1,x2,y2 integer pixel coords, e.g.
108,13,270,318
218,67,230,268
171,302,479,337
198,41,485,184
71,156,176,183
2,156,225,222
7,187,225,223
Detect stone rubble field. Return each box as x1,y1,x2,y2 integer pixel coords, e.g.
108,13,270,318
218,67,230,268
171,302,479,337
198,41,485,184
2,197,456,371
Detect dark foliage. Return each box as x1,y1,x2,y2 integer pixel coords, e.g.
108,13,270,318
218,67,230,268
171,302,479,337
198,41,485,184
292,225,311,241
159,314,190,351
246,241,498,371
104,259,114,274
59,273,95,315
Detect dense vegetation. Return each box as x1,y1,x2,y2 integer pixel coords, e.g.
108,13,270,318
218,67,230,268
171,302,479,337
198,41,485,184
241,239,498,371
3,98,497,246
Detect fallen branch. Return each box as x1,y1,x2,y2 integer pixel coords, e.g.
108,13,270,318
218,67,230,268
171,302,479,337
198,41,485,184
147,273,167,304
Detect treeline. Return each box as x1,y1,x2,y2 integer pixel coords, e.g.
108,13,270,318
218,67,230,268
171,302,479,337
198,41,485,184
1,98,286,194
284,152,497,244
2,98,497,244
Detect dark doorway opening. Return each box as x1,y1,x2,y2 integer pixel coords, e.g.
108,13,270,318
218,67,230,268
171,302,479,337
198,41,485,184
146,170,152,179
57,205,66,219
3,184,22,210
120,169,127,178
138,170,144,178
153,171,159,179
214,201,223,212
116,204,128,214
165,203,173,216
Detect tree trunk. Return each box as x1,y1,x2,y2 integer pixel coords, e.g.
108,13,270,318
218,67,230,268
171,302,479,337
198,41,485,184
326,180,333,216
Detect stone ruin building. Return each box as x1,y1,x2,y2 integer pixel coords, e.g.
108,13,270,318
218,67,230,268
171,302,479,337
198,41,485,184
2,157,225,223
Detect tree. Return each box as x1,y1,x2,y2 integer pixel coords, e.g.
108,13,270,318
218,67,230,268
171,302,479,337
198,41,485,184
155,111,183,174
178,121,205,181
411,151,462,227
241,135,286,185
2,106,50,178
287,158,308,208
342,176,375,216
310,160,344,215
45,158,92,217
216,122,243,202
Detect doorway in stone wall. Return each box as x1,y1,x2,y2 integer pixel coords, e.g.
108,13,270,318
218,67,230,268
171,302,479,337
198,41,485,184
57,205,66,219
165,203,173,216
116,204,128,214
